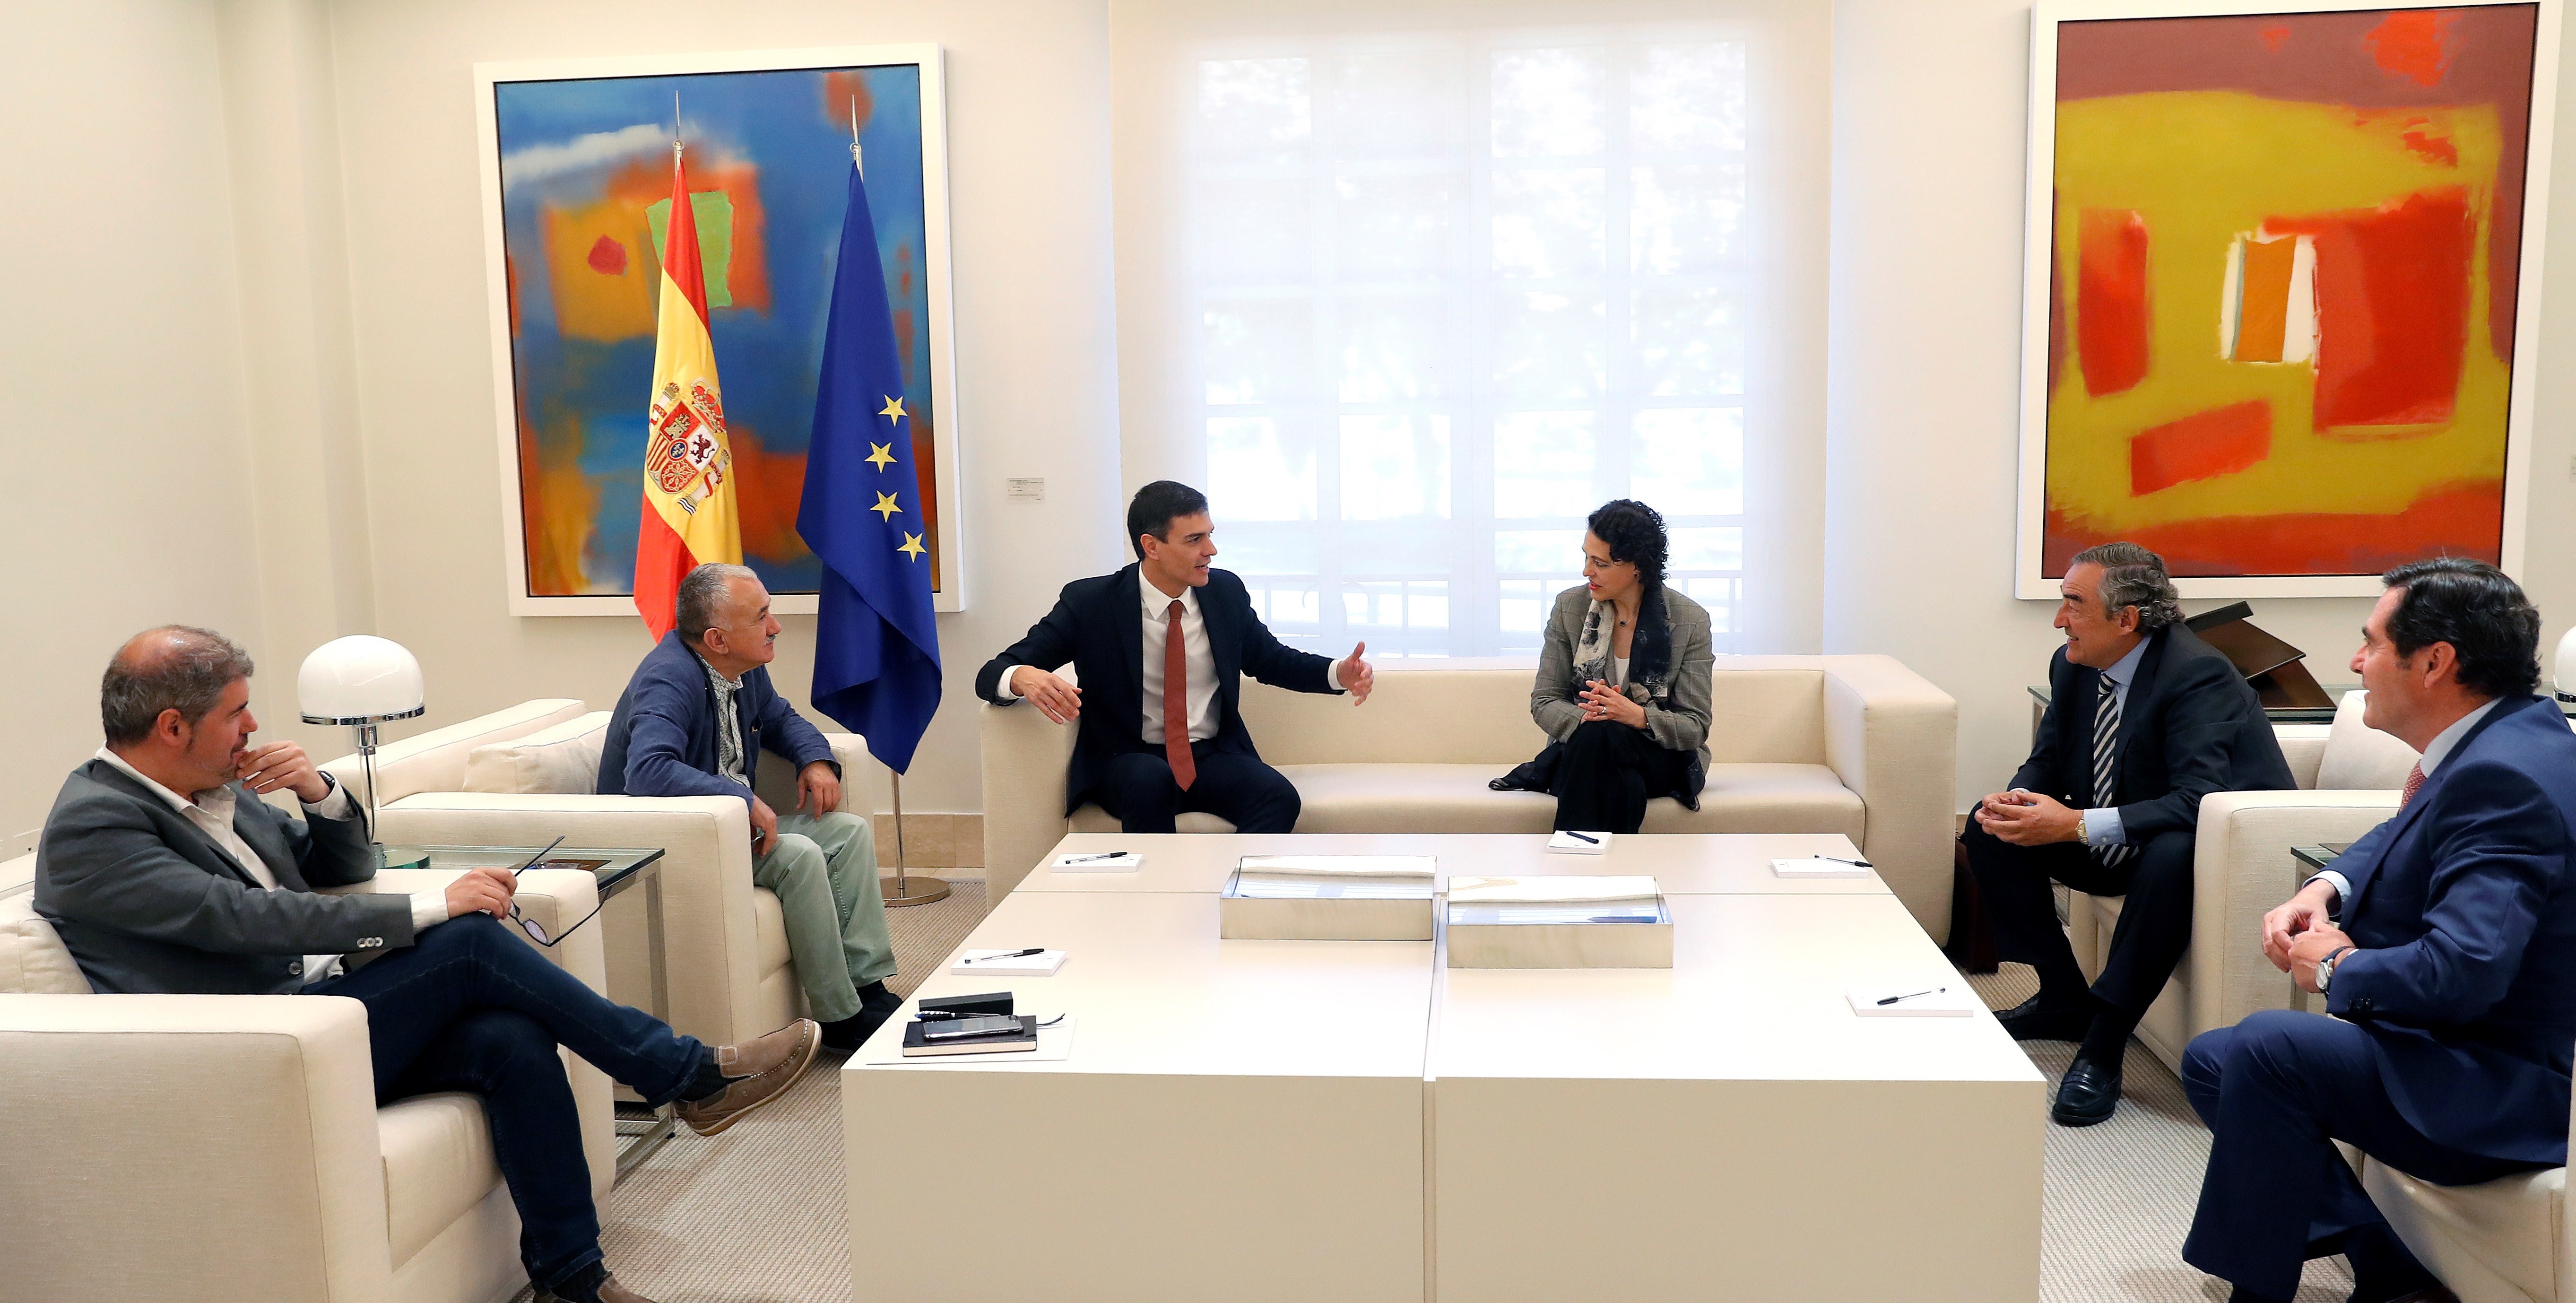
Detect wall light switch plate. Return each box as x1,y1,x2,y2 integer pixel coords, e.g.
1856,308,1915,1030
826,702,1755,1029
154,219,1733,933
1007,477,1045,501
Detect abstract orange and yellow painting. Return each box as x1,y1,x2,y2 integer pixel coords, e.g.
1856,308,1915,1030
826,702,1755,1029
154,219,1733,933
2033,3,2544,582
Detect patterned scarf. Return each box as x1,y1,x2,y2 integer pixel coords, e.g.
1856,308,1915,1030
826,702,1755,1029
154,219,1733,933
1570,585,1674,705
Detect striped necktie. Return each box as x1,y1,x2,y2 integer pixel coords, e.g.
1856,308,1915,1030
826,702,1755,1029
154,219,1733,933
2092,675,2131,865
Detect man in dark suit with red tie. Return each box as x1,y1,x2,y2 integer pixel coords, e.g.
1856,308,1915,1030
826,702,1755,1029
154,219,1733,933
2184,558,2576,1303
975,481,1376,832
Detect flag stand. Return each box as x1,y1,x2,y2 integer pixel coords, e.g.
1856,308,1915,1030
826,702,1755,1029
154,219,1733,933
881,771,951,907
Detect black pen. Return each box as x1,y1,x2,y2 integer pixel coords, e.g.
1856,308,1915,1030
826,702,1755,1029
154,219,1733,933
1877,986,1946,1006
965,947,1045,964
1567,831,1600,844
1062,850,1130,863
1821,855,1873,868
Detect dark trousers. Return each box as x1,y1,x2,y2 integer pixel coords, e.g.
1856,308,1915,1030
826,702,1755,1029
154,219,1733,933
304,914,709,1292
2181,1011,2538,1300
1095,739,1303,834
1552,719,1694,834
1959,817,2195,1016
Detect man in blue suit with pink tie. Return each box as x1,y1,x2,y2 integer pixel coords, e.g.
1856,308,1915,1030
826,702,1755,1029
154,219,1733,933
2183,558,2576,1303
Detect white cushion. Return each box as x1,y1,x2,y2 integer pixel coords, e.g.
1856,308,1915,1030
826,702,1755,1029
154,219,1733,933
461,712,611,796
2316,691,2422,791
0,892,90,995
2362,1154,2565,1303
377,1091,502,1269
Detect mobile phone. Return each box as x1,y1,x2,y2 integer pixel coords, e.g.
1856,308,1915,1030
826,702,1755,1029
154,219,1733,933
920,1015,1023,1041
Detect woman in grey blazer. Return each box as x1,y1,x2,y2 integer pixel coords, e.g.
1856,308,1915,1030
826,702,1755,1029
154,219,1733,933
1509,499,1715,833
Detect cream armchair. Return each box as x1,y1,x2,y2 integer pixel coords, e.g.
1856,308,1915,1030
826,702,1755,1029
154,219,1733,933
329,701,883,1048
0,858,614,1303
980,656,1961,939
2067,691,2420,1072
2351,1133,2571,1303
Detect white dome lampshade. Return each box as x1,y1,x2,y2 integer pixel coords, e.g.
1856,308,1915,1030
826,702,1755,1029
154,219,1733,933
297,636,425,725
2557,627,2576,703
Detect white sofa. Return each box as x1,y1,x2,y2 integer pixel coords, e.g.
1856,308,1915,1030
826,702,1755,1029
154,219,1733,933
2066,691,2420,1074
0,855,615,1303
980,656,1960,938
326,700,881,1048
2350,1137,2571,1303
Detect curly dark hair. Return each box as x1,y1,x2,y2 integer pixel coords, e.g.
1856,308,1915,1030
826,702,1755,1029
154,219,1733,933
2382,557,2542,699
1586,499,1668,589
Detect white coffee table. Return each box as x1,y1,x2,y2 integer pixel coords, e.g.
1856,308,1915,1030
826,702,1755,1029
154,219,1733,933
1020,831,1894,896
841,889,1434,1303
1431,892,2044,1302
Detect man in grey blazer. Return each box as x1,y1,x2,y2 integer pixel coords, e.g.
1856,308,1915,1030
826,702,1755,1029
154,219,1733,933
36,627,822,1303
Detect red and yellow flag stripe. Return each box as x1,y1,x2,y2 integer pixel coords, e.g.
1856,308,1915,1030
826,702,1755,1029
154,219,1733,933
634,145,743,638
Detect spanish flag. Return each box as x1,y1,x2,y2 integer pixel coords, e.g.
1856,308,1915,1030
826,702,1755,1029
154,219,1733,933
633,143,742,638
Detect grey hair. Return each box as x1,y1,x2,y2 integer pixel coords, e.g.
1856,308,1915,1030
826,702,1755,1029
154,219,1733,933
2069,542,2183,631
102,626,255,746
676,563,760,646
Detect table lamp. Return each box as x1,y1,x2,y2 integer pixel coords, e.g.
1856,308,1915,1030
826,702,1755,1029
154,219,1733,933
298,635,425,869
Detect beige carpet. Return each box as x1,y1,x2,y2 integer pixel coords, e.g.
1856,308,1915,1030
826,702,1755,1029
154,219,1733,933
577,894,2360,1303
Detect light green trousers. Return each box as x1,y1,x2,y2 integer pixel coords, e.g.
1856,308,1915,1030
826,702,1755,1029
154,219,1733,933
755,810,895,1024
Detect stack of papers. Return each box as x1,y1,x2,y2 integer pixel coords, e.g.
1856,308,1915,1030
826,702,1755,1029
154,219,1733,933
1051,851,1142,872
1546,830,1611,855
1845,984,1979,1017
949,949,1068,976
1772,857,1870,879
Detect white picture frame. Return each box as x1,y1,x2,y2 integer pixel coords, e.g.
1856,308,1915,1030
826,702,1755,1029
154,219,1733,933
473,44,967,615
2014,0,2559,599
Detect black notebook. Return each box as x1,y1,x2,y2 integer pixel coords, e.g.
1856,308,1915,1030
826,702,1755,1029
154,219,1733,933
901,1014,1040,1057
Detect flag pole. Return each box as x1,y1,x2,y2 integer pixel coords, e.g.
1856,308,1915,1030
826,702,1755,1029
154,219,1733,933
882,769,950,907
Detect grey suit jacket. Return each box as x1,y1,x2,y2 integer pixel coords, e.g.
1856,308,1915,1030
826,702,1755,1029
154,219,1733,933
34,758,412,995
1530,583,1717,775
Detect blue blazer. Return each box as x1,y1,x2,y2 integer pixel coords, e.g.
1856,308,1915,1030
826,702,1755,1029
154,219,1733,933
2326,695,2576,1165
972,564,1337,814
598,631,838,814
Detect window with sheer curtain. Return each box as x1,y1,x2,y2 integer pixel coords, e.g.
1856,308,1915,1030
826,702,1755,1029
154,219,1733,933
1181,31,1754,659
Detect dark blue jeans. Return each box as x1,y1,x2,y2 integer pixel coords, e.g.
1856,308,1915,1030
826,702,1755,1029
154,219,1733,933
2181,1010,2540,1300
304,913,708,1293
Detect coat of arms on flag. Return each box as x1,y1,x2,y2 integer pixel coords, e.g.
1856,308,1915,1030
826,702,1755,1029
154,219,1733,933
646,378,732,509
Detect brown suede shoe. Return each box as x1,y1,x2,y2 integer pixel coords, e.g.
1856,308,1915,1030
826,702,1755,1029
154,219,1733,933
675,1018,821,1137
535,1271,658,1303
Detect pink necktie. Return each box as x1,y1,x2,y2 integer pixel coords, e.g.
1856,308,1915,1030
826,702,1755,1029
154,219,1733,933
2401,762,2424,809
1164,600,1196,792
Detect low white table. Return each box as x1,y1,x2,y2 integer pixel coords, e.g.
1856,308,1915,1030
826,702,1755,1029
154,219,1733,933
841,889,1434,1303
1020,831,1894,897
1431,892,2044,1301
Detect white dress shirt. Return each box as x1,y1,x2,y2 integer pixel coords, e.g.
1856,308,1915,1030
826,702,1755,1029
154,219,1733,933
2306,696,2504,916
2078,635,2153,848
1002,577,1351,745
93,747,448,983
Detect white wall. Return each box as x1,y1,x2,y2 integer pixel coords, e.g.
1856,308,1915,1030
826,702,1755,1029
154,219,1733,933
1824,0,2576,811
321,0,1126,814
0,0,270,846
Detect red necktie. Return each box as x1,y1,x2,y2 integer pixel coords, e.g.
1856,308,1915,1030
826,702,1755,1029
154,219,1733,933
2401,762,2424,809
1164,599,1196,791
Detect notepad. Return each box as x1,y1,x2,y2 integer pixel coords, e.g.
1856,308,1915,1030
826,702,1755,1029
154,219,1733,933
865,1016,1078,1065
1773,856,1870,879
1546,830,1611,855
1051,851,1142,871
950,949,1067,976
1846,984,1979,1017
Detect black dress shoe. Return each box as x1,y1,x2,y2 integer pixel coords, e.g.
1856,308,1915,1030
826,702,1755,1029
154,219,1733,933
2051,1053,2121,1127
1996,994,2095,1042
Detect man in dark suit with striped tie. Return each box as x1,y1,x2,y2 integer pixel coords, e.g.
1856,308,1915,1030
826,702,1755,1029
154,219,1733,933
2182,558,2576,1303
1965,542,2295,1126
975,480,1376,833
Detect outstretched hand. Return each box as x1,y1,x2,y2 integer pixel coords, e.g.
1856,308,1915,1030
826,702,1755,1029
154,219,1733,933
1338,641,1375,704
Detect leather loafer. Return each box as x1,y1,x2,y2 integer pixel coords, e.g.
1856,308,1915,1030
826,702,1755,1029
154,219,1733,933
675,1018,821,1137
537,1272,659,1303
2051,1053,2122,1127
1996,994,2095,1042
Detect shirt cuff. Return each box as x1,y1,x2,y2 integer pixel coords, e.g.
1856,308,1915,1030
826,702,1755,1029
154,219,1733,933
411,890,451,931
2305,870,2353,921
303,775,358,820
1326,653,1351,695
2081,806,2127,848
998,665,1025,701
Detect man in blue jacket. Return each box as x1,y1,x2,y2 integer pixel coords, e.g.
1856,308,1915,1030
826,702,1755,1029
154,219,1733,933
2183,558,2576,1303
600,564,899,1053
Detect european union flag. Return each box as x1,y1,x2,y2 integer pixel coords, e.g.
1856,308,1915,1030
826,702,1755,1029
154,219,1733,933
798,155,941,773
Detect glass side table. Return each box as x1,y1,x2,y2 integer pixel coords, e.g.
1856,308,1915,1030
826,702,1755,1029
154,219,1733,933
385,844,673,1181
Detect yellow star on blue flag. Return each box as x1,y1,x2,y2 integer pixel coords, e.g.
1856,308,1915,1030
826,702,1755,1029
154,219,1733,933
879,396,907,420
865,442,896,471
871,492,902,521
897,532,927,561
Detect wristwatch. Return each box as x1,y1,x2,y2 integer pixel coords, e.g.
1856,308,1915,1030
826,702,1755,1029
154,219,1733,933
2317,945,2354,993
